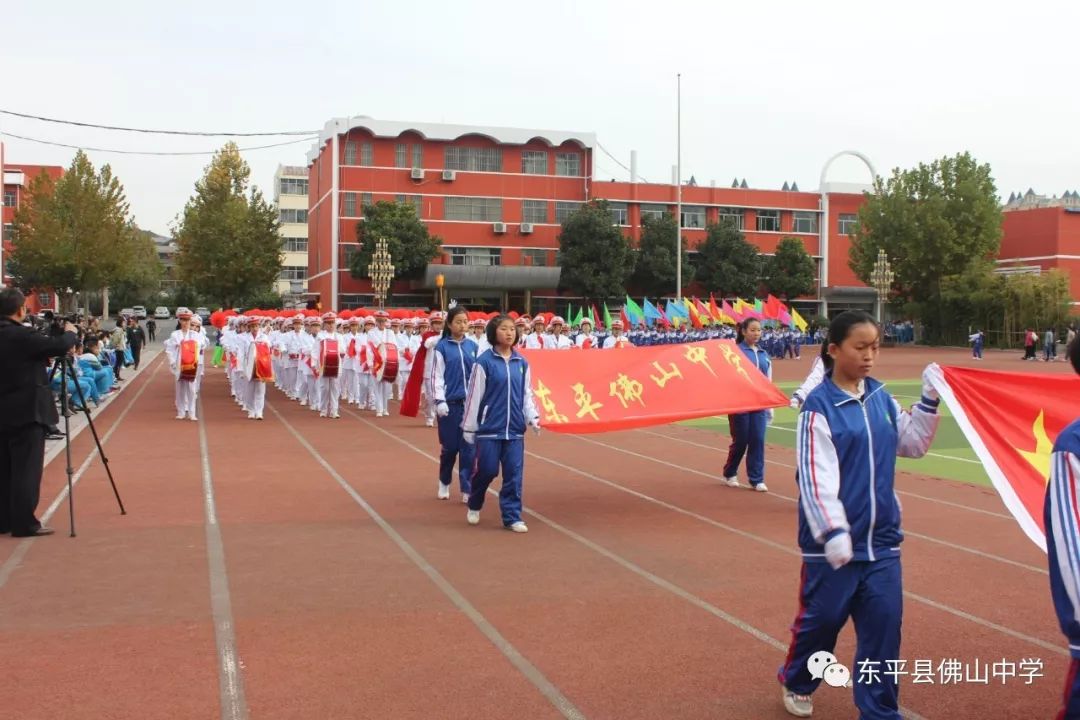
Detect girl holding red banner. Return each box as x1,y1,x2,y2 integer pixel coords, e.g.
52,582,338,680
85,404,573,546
777,310,941,720
723,318,773,491
1045,335,1080,720
431,306,478,503
164,308,207,421
462,315,540,533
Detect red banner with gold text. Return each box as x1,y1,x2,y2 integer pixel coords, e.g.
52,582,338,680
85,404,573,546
519,340,788,434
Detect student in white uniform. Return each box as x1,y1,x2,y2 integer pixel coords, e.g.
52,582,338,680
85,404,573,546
366,310,396,417
602,319,630,348
575,317,598,349
163,308,207,421
314,312,342,418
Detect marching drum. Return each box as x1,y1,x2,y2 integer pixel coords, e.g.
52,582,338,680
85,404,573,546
377,343,399,384
179,339,199,381
253,342,274,382
320,339,340,378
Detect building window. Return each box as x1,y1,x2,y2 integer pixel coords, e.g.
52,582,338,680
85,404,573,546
792,211,818,234
447,246,501,266
555,201,583,224
718,207,744,229
396,194,406,204
522,151,548,175
522,249,547,266
444,196,503,222
279,266,307,281
640,204,668,221
279,209,308,224
37,292,51,308
343,245,359,268
3,190,15,207
412,144,423,168
522,200,548,224
681,205,705,229
838,213,859,235
2,224,13,241
395,144,408,168
410,195,422,217
343,193,357,217
279,178,308,195
555,152,581,176
360,143,374,167
609,202,629,225
282,237,308,252
445,146,502,172
361,193,373,215
756,209,780,232
344,141,357,165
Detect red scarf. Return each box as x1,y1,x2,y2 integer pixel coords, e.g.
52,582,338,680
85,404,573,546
400,330,439,417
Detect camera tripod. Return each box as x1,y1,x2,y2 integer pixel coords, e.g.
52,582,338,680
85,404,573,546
48,354,126,536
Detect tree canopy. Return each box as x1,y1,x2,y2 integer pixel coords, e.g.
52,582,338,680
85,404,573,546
763,237,816,301
694,220,761,298
630,213,690,298
173,143,283,308
557,200,634,301
349,199,442,283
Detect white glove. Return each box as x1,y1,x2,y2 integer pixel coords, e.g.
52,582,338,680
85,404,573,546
529,419,541,437
462,431,475,445
765,409,774,425
824,533,854,570
436,402,449,418
921,363,941,402
789,395,801,410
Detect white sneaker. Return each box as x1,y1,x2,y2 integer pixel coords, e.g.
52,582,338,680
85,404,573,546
506,521,528,533
754,483,769,492
782,688,813,717
175,414,185,420
725,476,740,487
437,483,450,500
189,415,198,422
425,418,435,427
467,510,480,525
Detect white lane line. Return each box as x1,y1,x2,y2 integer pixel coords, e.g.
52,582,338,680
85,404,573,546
640,428,1013,520
540,436,1063,656
197,399,249,720
575,433,1045,575
275,404,587,720
762,424,983,465
0,362,162,592
349,412,929,720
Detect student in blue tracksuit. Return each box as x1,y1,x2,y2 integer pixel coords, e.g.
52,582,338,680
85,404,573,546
723,318,773,492
1046,335,1080,720
430,306,478,503
462,314,541,533
777,310,941,719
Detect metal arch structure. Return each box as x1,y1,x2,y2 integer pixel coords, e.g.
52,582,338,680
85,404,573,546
818,150,878,315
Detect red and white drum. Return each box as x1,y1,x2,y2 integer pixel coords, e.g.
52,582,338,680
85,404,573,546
377,343,399,384
320,339,340,378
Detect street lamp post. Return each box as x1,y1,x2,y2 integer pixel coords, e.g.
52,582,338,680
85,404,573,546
367,237,395,310
870,248,894,324
435,272,446,312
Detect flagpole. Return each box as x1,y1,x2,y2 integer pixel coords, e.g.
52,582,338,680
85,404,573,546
675,72,683,303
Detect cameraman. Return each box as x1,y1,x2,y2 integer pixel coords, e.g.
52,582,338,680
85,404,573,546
0,288,77,537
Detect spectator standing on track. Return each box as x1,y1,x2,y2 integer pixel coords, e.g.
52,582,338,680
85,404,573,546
969,329,985,360
1045,334,1080,720
146,317,156,343
431,305,478,504
722,318,773,492
1045,327,1058,362
126,317,145,371
777,310,941,719
462,314,540,533
109,317,127,382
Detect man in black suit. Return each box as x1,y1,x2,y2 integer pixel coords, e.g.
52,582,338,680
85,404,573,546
0,288,78,537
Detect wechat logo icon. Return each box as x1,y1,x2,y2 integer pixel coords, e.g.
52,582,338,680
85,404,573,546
808,650,852,688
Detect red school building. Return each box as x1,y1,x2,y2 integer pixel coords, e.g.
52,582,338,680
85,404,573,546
1,142,65,313
996,190,1080,309
303,116,874,317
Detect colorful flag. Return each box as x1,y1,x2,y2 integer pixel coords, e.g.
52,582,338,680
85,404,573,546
624,296,645,325
603,302,613,328
642,298,663,324
791,309,808,332
928,366,1080,551
520,340,788,433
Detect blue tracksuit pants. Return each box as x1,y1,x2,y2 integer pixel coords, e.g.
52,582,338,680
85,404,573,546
467,438,524,526
778,557,903,720
723,411,767,485
437,401,473,493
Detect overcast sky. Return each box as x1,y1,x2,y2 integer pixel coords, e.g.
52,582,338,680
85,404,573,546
3,0,1078,233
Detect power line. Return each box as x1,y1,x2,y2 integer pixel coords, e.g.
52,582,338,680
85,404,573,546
0,131,318,156
596,139,648,183
0,108,318,137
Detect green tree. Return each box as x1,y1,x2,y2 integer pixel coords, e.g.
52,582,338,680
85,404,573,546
630,213,690,298
108,228,164,309
174,143,283,308
557,200,634,301
9,151,144,312
763,237,816,301
349,200,442,285
850,152,1002,342
694,220,761,298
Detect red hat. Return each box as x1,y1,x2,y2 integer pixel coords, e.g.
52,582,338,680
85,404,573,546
375,309,390,319
177,308,193,319
321,312,337,322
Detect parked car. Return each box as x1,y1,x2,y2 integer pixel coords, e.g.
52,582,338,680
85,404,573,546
119,307,135,318
132,305,147,319
195,307,211,323
154,306,170,320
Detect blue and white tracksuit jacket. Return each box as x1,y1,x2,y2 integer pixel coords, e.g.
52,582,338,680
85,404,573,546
462,349,540,440
1045,419,1080,717
795,375,940,562
429,336,478,404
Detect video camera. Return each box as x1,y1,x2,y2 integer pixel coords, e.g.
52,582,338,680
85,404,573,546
40,310,82,340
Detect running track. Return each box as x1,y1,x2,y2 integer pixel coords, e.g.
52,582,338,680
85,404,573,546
0,349,1066,719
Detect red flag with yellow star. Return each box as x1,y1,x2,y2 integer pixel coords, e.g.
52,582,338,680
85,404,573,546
930,366,1080,552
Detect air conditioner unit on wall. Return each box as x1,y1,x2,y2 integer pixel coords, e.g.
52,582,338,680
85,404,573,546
520,223,534,234
493,222,507,234
410,167,424,180
442,170,456,181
